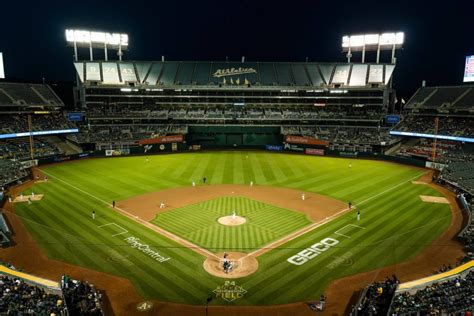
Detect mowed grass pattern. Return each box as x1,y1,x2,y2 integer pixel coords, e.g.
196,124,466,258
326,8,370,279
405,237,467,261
11,151,452,305
152,196,311,252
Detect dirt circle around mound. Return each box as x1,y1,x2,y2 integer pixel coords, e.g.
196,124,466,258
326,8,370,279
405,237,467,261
203,252,259,278
217,215,247,226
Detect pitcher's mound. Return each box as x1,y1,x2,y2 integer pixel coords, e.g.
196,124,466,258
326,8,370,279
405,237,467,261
203,252,258,278
218,215,246,226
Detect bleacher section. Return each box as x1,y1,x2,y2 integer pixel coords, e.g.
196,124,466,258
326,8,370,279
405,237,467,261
390,263,474,315
439,162,474,195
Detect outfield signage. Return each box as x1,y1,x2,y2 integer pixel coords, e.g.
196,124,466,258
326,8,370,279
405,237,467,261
265,144,283,151
139,134,184,145
287,237,339,266
390,131,474,143
305,148,325,156
125,237,170,263
284,143,304,152
285,135,329,146
0,129,79,139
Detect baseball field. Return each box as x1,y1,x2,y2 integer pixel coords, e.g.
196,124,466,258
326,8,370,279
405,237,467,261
11,151,452,306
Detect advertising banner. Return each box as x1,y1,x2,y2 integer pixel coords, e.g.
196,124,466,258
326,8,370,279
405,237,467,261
284,135,329,146
105,149,130,156
305,148,325,156
139,135,184,145
265,144,283,151
284,143,304,152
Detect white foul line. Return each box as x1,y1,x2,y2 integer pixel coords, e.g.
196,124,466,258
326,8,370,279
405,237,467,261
40,170,220,260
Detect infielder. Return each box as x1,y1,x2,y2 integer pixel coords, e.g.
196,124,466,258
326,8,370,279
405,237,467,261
357,209,360,221
250,181,253,187
301,192,305,201
160,201,165,209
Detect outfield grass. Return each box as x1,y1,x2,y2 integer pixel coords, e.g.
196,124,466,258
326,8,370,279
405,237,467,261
12,151,452,305
151,196,312,252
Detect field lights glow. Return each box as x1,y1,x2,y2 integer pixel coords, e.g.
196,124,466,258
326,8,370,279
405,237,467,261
65,29,128,48
342,32,404,49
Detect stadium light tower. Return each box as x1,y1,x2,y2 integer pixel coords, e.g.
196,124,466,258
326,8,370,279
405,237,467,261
342,32,404,64
65,29,129,61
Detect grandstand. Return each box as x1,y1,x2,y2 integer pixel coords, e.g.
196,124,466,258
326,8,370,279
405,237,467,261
73,60,396,151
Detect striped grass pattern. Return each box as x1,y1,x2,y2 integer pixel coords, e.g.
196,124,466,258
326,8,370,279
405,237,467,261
151,196,311,252
11,151,451,305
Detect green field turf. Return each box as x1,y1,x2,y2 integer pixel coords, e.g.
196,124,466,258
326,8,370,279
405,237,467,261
151,196,312,252
11,151,452,306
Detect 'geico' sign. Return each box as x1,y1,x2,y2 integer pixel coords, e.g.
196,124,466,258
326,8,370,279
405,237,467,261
287,237,339,266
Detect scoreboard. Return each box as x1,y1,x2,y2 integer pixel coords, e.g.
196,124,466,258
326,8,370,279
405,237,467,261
463,55,474,82
0,53,4,79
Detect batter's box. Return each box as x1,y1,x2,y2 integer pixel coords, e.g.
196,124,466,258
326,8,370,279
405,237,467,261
334,224,365,239
98,222,128,237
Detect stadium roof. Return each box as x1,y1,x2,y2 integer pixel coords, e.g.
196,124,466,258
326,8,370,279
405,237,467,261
0,82,64,108
405,85,474,112
74,61,395,88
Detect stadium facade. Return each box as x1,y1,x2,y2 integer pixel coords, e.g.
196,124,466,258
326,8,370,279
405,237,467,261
73,61,397,152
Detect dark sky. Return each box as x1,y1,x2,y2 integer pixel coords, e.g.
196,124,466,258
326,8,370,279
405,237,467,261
1,0,473,98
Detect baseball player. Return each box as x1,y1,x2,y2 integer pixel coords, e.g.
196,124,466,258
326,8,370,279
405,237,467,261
250,181,253,187
92,210,96,220
349,162,352,169
357,209,360,222
27,197,32,205
301,192,305,201
112,200,116,208
160,201,165,209
192,181,196,187
348,201,352,210
31,191,35,198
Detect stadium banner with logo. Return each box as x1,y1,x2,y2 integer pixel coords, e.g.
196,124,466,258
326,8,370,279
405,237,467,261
138,135,184,145
105,149,130,157
284,135,329,147
284,143,305,152
305,148,325,156
425,161,446,171
265,144,283,151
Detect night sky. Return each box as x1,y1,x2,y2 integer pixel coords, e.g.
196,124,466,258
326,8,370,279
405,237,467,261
1,0,473,98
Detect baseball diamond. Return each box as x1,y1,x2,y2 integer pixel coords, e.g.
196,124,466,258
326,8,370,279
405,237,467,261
7,152,454,308
1,15,473,315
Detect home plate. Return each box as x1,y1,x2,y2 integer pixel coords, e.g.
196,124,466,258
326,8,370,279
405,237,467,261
13,194,44,203
419,195,449,204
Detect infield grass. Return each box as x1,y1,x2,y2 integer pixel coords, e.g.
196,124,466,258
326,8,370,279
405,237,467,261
12,151,452,305
151,196,312,252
